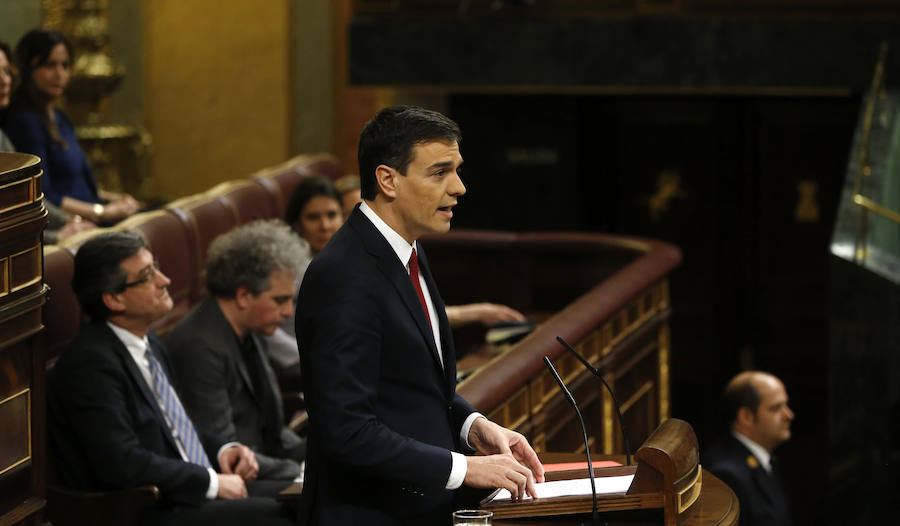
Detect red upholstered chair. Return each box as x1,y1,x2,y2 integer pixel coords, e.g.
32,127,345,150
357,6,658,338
251,153,343,219
210,179,276,224
167,194,239,303
304,155,343,181
42,245,81,366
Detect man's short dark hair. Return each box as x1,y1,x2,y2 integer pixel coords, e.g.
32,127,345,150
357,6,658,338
71,231,148,320
357,106,462,200
722,374,762,429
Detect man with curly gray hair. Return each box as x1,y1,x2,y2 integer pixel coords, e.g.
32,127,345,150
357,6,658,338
166,220,309,481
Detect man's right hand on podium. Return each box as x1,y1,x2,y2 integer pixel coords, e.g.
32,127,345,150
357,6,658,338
464,454,538,501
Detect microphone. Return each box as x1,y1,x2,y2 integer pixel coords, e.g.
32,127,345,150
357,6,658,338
543,356,601,526
556,336,632,466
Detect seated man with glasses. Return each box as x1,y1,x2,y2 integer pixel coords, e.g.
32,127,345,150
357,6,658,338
47,231,294,526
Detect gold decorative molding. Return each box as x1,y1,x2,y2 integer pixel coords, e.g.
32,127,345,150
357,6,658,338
0,389,32,476
0,173,40,216
602,376,614,454
620,381,654,414
9,246,43,293
659,322,671,421
676,466,702,513
0,245,43,298
0,259,8,297
476,279,674,453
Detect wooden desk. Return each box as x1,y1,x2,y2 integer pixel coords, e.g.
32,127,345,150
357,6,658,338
277,453,738,525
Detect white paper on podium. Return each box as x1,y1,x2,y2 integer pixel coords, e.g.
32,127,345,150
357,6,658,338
489,474,635,502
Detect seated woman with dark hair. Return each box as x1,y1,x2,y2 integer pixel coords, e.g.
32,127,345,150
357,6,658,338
2,29,139,225
1,38,95,243
263,175,338,374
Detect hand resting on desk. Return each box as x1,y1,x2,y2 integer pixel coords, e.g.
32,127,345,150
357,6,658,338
464,417,546,501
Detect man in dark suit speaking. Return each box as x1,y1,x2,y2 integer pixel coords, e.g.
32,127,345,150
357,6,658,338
295,106,545,525
704,371,794,526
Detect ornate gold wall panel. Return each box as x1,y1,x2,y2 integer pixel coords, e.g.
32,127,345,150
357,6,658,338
142,0,292,199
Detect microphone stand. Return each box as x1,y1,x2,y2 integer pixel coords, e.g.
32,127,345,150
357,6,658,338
543,356,602,526
557,336,632,466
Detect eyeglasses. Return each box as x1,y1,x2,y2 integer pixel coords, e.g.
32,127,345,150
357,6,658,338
121,259,161,290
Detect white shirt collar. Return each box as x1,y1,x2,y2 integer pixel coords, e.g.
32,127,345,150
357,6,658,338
359,200,417,269
732,431,772,472
106,321,151,362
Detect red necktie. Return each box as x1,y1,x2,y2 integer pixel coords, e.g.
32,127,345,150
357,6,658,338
409,248,432,327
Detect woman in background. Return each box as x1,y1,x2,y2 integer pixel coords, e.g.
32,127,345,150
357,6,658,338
0,38,94,243
0,40,15,152
2,29,139,224
264,176,340,375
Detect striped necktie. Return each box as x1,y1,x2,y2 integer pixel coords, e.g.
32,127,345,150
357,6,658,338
145,348,212,468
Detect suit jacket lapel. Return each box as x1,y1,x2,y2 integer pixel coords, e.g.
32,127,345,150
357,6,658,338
204,299,259,402
350,211,445,374
105,325,182,455
252,333,286,425
730,435,781,509
752,463,782,508
416,243,457,388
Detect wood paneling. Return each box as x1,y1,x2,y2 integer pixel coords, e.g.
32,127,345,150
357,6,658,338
0,153,50,526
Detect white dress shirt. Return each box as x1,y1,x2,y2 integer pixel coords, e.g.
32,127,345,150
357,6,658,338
359,201,482,490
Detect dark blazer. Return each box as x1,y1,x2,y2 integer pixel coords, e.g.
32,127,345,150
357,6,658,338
166,298,304,480
295,207,477,526
2,106,99,206
703,434,791,526
48,321,224,506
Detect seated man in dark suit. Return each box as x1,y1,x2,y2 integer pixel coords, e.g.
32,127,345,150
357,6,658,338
48,231,294,526
704,371,794,526
166,220,307,481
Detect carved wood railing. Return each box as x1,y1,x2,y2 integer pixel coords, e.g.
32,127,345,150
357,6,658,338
423,230,681,455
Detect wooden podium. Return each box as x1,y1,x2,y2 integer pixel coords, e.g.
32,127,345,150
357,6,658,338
485,419,738,525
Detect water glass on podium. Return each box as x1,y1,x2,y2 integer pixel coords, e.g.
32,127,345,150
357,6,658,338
452,509,492,525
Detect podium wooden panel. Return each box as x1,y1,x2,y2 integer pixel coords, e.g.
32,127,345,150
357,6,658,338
485,419,736,525
494,466,738,526
0,153,50,526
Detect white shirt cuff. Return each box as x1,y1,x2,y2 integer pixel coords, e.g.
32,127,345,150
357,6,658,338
460,412,484,450
445,412,486,490
446,452,467,489
206,468,218,499
208,441,241,500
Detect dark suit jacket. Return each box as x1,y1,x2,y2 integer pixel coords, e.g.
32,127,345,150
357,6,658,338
295,207,477,526
165,297,305,480
48,321,225,506
704,434,791,526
